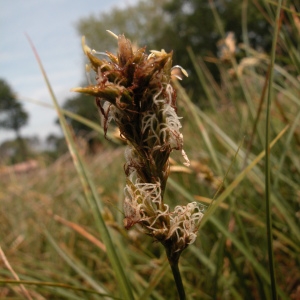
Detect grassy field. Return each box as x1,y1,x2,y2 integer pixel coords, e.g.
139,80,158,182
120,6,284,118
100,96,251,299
1,2,300,299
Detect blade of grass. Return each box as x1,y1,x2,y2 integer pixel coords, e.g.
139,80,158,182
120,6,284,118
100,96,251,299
186,47,217,112
169,153,290,300
20,97,120,143
209,0,257,122
0,247,33,300
274,109,300,188
200,125,288,226
266,1,300,16
52,214,106,252
196,196,300,253
26,35,134,300
168,123,288,229
0,278,89,300
209,217,289,300
174,80,223,176
189,245,216,275
239,45,300,91
181,91,300,235
137,259,169,300
265,2,282,299
195,96,300,230
43,228,108,295
0,280,123,299
243,66,270,168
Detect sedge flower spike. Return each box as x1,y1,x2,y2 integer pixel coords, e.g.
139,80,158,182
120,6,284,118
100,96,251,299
73,32,203,259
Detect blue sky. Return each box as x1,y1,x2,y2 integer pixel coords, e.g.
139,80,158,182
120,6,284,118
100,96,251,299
0,0,133,143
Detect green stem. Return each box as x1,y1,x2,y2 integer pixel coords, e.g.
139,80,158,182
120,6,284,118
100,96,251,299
265,2,282,300
164,245,186,300
170,260,186,300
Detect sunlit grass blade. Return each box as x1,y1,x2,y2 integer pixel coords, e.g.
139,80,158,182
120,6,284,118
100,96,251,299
196,196,300,253
0,247,33,300
21,97,120,143
200,125,288,226
43,228,108,295
168,127,289,298
0,279,122,300
53,214,106,252
178,86,299,240
174,80,223,176
26,35,134,300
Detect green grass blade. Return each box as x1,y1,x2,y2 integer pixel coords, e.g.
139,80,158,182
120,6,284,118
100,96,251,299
200,125,288,226
274,110,300,188
265,2,282,298
188,245,216,275
44,228,108,295
209,216,289,300
137,259,169,300
175,80,223,176
0,279,122,299
26,35,134,300
21,97,120,143
186,47,217,112
209,0,258,125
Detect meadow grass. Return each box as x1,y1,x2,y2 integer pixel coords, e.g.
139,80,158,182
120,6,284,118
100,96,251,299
1,1,300,299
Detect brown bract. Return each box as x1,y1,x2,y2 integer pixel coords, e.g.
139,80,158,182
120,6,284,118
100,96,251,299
74,35,173,109
72,33,202,259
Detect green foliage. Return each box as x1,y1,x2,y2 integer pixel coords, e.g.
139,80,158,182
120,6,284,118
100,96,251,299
0,79,29,136
62,92,99,135
0,78,29,161
77,0,169,52
0,137,39,165
76,0,281,103
0,139,24,164
44,133,68,159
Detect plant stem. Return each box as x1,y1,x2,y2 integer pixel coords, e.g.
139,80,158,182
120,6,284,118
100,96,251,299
265,1,282,300
164,245,186,300
170,260,186,300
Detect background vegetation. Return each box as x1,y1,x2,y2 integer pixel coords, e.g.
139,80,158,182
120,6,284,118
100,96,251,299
0,0,299,299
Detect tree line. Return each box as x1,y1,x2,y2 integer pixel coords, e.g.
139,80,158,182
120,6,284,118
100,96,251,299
2,0,298,161
65,0,297,135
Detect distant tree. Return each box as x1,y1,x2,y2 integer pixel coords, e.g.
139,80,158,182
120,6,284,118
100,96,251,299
77,0,169,53
45,133,67,159
74,0,176,135
161,0,273,51
76,0,275,104
0,79,29,160
62,90,98,135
